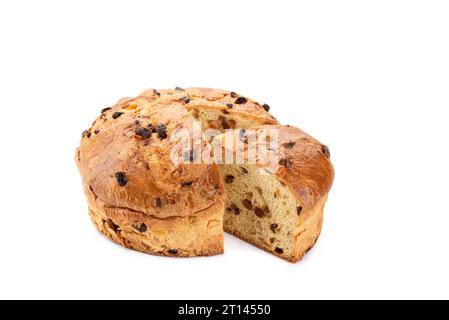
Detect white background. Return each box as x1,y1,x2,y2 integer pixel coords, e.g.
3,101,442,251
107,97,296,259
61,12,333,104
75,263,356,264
0,0,448,300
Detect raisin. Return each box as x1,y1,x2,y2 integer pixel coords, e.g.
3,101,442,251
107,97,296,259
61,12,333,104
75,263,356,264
101,107,112,113
168,249,178,255
321,145,330,158
230,203,241,215
219,116,231,130
157,124,168,140
225,175,235,184
106,219,119,232
181,181,194,187
179,96,190,104
226,103,233,109
242,199,253,210
155,197,162,208
175,87,185,91
262,104,270,112
279,158,293,168
133,223,147,233
297,206,303,216
115,172,127,186
270,223,279,233
254,207,265,218
235,97,248,105
135,127,152,139
275,247,284,254
230,91,238,98
282,141,296,149
112,112,124,119
82,130,91,138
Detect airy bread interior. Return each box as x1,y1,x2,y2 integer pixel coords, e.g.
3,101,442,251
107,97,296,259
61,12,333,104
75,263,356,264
220,164,300,260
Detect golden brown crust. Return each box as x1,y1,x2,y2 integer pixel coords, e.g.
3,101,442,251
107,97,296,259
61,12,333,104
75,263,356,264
89,197,224,257
270,125,334,215
77,101,223,219
138,87,279,126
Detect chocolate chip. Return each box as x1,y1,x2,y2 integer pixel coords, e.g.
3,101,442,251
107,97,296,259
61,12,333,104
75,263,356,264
181,181,194,187
115,172,127,186
168,249,178,255
112,112,124,119
155,197,162,208
101,107,112,113
106,219,119,232
147,124,156,133
254,207,265,218
133,223,147,233
230,203,241,215
242,199,253,210
226,103,233,109
135,127,152,139
230,91,238,98
275,247,284,254
175,87,185,91
179,96,190,104
82,130,91,138
321,145,330,158
297,206,303,216
282,141,296,149
262,104,270,112
279,158,293,168
225,175,235,184
270,223,279,233
235,97,248,105
94,129,100,135
157,124,168,140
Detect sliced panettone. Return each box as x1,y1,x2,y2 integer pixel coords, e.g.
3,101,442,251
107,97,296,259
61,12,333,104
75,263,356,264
212,125,334,262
